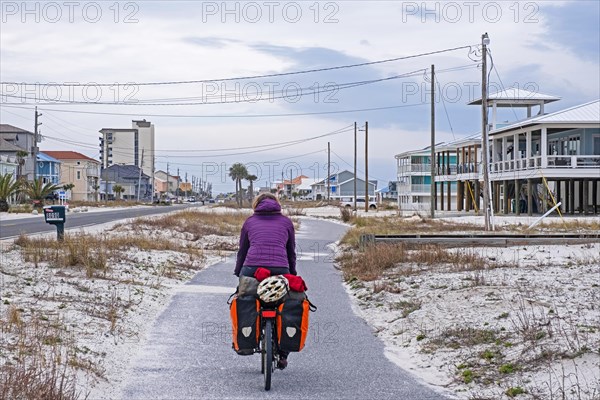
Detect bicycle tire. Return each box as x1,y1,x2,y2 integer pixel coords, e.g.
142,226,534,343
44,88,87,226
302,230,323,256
264,319,273,391
261,325,265,375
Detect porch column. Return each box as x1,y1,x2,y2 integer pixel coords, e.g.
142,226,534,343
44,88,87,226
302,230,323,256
541,127,548,168
593,180,598,214
526,130,532,168
494,181,501,213
556,180,562,213
457,180,464,211
578,180,584,213
464,181,470,212
583,179,589,215
569,179,575,214
515,179,521,215
527,179,533,216
447,181,452,211
475,180,481,211
440,180,444,211
503,180,509,214
434,181,437,211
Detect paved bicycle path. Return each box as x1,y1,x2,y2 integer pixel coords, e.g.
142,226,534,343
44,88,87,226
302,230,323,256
120,218,448,399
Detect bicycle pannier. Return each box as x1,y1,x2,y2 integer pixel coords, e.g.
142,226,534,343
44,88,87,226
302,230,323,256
276,299,310,352
230,295,260,355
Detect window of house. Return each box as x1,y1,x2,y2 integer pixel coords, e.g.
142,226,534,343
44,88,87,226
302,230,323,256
77,171,81,180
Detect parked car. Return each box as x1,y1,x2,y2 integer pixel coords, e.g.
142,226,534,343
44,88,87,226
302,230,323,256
186,197,196,203
340,198,377,209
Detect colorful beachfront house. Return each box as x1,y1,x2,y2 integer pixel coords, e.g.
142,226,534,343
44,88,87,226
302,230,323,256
36,152,61,185
430,89,600,215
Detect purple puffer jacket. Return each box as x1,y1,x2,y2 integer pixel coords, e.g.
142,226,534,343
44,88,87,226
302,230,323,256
234,198,296,276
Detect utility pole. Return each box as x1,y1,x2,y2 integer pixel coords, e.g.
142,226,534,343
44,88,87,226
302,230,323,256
481,32,493,231
327,142,331,203
137,149,144,202
430,65,436,219
185,172,188,200
353,121,357,212
33,107,42,182
151,152,155,202
289,168,293,200
364,121,369,212
166,163,170,198
177,168,180,200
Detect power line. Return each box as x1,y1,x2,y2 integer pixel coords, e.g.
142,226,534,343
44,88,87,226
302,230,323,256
0,73,414,106
1,44,477,87
0,102,429,118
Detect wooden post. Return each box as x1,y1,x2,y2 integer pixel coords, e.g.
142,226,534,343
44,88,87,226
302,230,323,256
556,180,561,213
578,179,584,213
583,179,589,214
527,179,533,216
569,179,575,214
515,179,521,215
447,181,451,211
503,180,509,214
593,180,598,214
475,179,481,210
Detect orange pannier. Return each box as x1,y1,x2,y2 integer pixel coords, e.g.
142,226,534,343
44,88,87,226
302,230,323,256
276,299,311,352
230,295,260,355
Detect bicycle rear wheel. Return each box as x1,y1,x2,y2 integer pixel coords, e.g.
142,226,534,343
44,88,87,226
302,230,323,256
264,319,273,391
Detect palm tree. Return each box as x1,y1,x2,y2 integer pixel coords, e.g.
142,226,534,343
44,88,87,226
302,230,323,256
113,184,125,200
92,184,100,202
16,150,29,180
228,163,248,207
0,173,21,212
24,179,60,208
246,174,257,204
62,183,75,200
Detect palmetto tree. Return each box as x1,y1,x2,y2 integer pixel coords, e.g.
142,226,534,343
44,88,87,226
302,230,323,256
63,183,75,200
113,184,125,200
246,174,257,204
228,163,248,207
0,173,21,212
24,179,60,208
16,150,29,180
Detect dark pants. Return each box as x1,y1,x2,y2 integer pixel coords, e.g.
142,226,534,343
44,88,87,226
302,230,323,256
240,266,290,360
240,266,290,278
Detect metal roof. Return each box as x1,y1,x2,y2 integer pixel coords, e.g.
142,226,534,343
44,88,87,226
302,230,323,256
37,152,61,163
469,88,561,106
490,99,600,135
0,138,25,152
0,124,34,134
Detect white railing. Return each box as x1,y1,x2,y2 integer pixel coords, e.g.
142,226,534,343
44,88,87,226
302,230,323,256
489,155,599,174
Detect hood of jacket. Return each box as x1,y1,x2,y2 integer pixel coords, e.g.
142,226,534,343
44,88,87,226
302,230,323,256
254,198,281,214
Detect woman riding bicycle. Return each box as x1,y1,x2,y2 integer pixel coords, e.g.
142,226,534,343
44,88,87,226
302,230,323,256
234,193,296,369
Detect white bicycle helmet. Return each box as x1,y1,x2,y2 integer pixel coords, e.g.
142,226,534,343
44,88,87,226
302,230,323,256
257,275,289,303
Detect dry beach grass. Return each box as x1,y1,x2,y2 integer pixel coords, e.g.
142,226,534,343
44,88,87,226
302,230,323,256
338,215,600,399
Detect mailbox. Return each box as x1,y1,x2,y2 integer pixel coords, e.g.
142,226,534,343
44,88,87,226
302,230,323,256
44,205,66,240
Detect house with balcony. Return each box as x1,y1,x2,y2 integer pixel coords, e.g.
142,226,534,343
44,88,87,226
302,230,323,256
429,90,599,215
481,99,600,215
0,124,37,180
396,142,459,213
43,151,101,201
0,154,18,177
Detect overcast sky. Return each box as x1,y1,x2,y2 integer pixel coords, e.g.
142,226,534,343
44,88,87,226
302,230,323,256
1,1,599,193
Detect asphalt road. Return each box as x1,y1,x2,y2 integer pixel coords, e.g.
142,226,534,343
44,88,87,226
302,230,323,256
120,218,448,400
0,204,196,239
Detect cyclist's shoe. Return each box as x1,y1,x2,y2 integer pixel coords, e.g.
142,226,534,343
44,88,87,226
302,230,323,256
277,357,288,370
